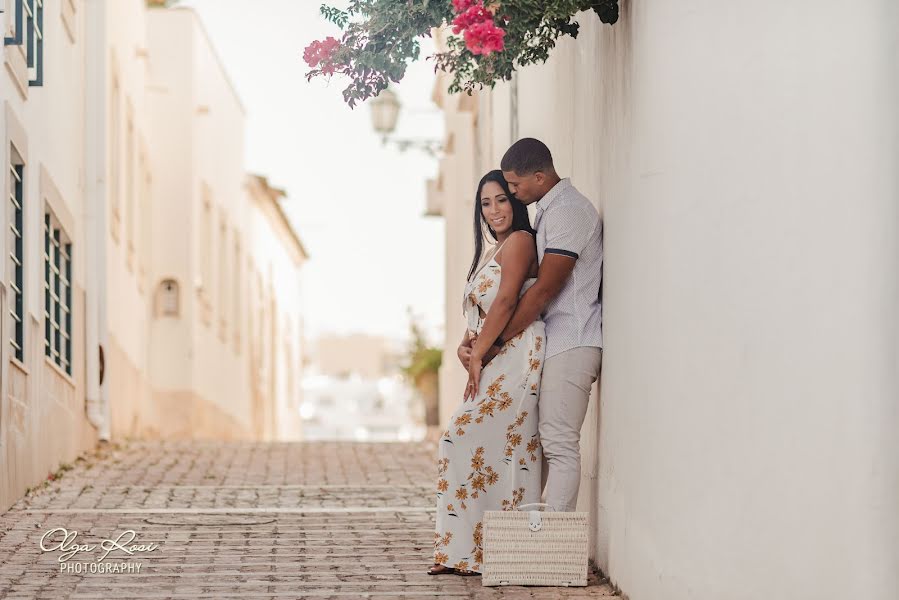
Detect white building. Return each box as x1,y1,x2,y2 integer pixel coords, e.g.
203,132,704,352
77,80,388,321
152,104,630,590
0,0,308,512
430,3,897,599
1,0,96,513
312,333,402,380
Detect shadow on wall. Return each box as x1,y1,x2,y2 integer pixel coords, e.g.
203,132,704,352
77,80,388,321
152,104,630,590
580,0,633,579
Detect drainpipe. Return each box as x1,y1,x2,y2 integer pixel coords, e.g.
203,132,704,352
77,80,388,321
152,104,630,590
84,0,109,440
510,71,519,143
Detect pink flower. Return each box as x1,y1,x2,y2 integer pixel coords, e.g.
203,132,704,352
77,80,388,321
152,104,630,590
463,20,505,55
303,36,341,70
452,0,476,11
451,4,493,35
450,0,506,55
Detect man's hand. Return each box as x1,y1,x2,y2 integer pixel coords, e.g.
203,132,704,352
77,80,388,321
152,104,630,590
481,345,500,366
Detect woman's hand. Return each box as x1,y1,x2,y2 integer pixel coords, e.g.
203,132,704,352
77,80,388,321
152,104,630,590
456,335,478,371
464,349,485,401
457,334,476,369
457,344,472,370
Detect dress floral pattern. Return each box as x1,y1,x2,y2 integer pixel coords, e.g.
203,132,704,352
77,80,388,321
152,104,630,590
434,248,545,573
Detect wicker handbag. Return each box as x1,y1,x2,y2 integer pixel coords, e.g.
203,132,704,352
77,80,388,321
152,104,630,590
481,503,588,587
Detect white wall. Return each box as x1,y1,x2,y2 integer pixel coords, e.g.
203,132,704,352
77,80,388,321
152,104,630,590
432,79,482,427
145,8,305,439
146,9,195,392
105,0,153,387
186,7,251,429
598,3,897,599
245,188,305,440
0,0,97,512
474,1,898,598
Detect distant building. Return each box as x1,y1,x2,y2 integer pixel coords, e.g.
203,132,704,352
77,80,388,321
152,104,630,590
312,333,402,380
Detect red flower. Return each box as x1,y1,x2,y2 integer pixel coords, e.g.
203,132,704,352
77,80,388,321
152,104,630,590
452,0,476,11
303,36,341,71
450,0,505,55
451,4,492,35
463,20,506,55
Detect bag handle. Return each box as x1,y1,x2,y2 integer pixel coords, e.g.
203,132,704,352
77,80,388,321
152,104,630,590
516,503,555,512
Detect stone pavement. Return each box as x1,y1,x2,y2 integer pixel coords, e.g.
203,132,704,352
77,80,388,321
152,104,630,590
0,439,618,599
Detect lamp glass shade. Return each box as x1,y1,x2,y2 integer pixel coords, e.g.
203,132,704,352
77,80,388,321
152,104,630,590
370,87,400,136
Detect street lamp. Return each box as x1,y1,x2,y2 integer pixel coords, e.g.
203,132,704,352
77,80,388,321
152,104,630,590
370,86,401,138
369,85,443,156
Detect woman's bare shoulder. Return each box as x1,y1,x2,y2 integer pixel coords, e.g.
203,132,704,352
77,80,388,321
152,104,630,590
507,229,536,244
497,230,537,264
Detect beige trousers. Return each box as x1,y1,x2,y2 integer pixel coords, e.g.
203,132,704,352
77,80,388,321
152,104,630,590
538,346,603,512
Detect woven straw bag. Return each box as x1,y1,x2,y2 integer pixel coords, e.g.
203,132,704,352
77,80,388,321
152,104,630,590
481,503,588,587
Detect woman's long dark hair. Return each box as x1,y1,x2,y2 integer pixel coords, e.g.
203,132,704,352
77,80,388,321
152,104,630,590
467,170,536,281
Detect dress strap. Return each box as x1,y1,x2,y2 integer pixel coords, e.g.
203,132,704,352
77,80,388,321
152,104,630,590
469,237,508,282
468,231,531,282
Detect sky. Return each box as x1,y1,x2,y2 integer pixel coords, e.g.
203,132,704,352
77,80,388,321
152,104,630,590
178,0,446,347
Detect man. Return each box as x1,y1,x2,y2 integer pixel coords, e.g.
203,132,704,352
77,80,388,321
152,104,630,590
460,138,603,513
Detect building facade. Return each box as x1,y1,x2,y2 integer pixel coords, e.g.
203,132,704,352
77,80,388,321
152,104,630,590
0,0,308,512
1,0,96,514
430,3,898,599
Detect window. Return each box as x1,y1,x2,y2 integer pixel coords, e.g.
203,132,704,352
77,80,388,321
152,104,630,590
44,211,72,375
60,0,75,44
4,1,43,86
24,0,41,86
218,214,227,339
125,101,135,269
110,72,121,240
233,235,241,352
2,0,19,45
138,142,151,292
199,185,212,324
252,269,265,375
284,319,295,407
155,279,180,317
8,144,24,363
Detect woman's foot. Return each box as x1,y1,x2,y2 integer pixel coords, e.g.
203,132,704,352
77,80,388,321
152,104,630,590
427,564,480,576
427,564,455,575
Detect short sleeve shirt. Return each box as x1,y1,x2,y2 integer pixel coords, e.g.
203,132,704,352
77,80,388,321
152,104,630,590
534,178,603,358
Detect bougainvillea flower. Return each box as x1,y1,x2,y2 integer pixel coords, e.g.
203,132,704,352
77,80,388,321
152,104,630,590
303,36,341,69
451,0,477,12
451,4,493,35
463,20,506,55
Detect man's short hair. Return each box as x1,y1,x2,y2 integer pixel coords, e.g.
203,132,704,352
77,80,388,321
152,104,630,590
501,138,554,176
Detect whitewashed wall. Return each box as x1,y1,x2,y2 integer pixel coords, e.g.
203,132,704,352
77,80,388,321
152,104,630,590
441,1,899,598
245,180,306,441
0,0,96,512
146,8,307,440
431,73,481,428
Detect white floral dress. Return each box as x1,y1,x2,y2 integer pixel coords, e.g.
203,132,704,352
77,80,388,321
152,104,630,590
434,243,546,573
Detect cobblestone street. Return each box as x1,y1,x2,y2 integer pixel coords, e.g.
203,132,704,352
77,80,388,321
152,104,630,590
0,440,616,599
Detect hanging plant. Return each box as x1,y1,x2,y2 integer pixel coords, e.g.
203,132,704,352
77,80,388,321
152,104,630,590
304,0,619,107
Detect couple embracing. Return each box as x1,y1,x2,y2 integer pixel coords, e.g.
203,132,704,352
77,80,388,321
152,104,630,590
430,138,604,576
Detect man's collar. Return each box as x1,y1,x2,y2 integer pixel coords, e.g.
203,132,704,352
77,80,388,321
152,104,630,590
535,177,571,211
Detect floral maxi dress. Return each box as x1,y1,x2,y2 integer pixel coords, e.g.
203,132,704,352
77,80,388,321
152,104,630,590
434,253,545,573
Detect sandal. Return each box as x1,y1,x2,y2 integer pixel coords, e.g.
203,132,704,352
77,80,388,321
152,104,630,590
427,564,456,576
427,564,480,576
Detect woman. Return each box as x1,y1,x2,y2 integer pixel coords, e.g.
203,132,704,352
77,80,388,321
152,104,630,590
428,170,546,576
